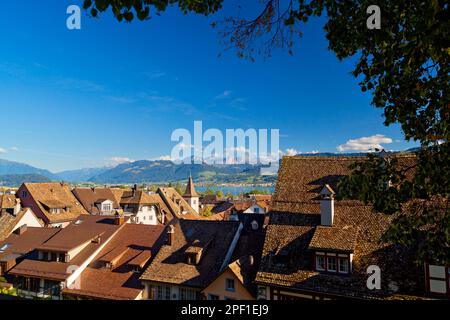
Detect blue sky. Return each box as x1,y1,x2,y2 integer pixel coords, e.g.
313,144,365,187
0,1,417,172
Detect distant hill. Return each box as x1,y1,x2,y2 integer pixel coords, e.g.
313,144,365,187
0,159,59,180
0,174,51,187
57,167,109,182
89,160,277,184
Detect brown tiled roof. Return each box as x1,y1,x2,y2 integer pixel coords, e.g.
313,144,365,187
157,187,199,219
0,208,43,242
110,188,126,204
140,220,240,288
183,176,199,197
72,188,120,214
0,227,60,272
211,201,234,215
271,155,416,212
0,227,59,258
9,216,126,281
22,183,88,223
0,194,15,209
63,223,166,300
256,155,423,299
309,225,359,253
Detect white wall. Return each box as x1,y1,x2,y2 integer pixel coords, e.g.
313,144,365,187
243,204,265,214
12,209,42,232
135,205,157,225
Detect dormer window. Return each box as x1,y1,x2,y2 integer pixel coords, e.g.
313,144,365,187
315,252,350,274
102,203,112,212
50,208,61,214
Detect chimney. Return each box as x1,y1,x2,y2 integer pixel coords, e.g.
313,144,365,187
14,198,22,216
114,212,125,226
15,224,27,235
167,225,175,246
319,184,335,226
132,184,137,197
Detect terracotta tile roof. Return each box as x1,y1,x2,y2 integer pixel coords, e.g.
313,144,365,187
200,194,222,205
72,188,120,214
157,187,199,219
36,216,122,252
183,175,199,197
9,216,126,281
0,194,15,209
271,155,416,212
211,201,234,215
120,189,174,223
256,155,423,299
22,183,88,223
0,208,43,242
309,225,359,253
63,223,165,300
0,227,60,272
140,220,240,288
110,188,126,204
0,227,59,258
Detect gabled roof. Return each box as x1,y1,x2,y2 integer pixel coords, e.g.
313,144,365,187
9,216,127,281
0,208,43,242
63,223,165,300
120,189,174,223
0,227,60,268
140,220,240,288
157,187,199,219
183,175,199,198
21,183,88,223
72,187,120,214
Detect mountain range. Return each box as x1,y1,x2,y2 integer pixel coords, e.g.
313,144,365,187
0,149,418,186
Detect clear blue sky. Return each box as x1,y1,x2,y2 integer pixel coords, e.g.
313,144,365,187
0,1,417,172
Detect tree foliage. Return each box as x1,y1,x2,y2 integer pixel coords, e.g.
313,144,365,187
82,0,222,21
83,0,449,263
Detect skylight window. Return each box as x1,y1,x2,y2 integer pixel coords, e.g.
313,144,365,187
0,243,11,252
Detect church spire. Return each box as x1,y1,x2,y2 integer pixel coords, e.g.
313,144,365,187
183,174,199,198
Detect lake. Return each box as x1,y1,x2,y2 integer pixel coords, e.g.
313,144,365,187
196,185,274,196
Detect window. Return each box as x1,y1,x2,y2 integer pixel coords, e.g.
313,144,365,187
254,207,260,214
327,256,337,272
102,203,112,212
21,191,28,198
208,294,219,300
339,258,350,274
226,278,235,292
315,252,350,274
316,255,325,271
50,208,61,214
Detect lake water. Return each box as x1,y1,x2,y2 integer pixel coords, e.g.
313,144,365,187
196,185,274,196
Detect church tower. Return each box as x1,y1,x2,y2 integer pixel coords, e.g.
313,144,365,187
183,174,199,213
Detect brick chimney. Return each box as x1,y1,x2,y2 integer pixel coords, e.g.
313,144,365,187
320,184,335,226
15,224,27,235
167,225,175,246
